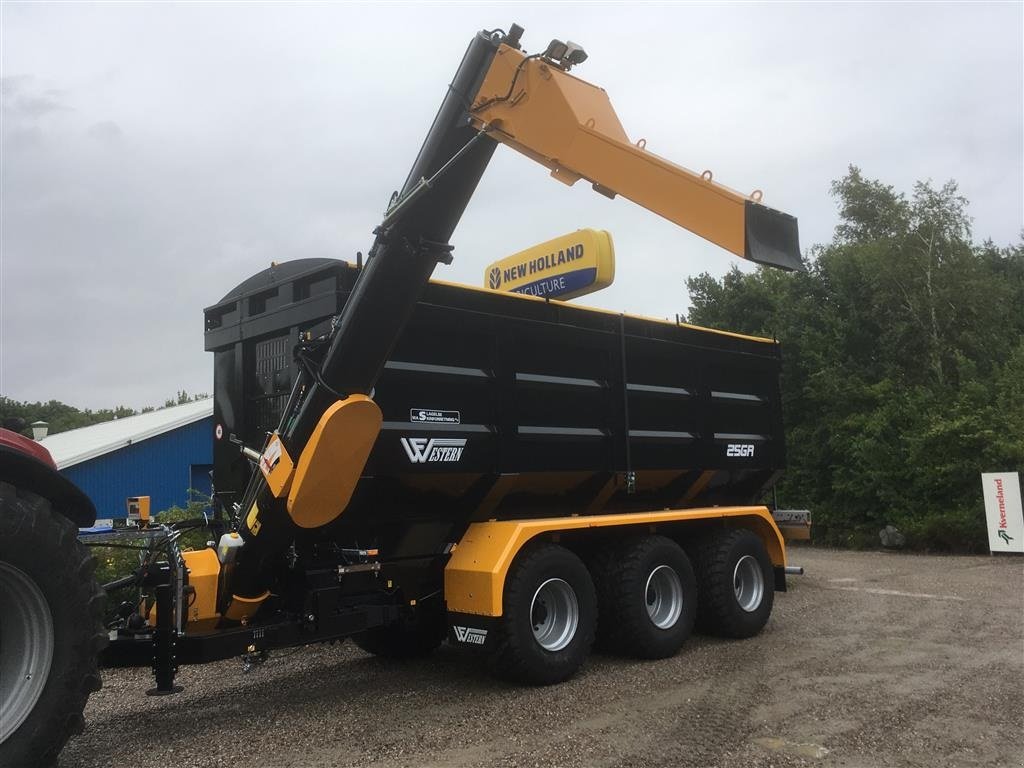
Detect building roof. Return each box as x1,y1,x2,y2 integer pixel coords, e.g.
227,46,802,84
40,398,214,469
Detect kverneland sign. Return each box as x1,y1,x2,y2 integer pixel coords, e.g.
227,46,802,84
982,472,1023,554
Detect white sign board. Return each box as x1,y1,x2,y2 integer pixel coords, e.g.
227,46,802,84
981,472,1024,553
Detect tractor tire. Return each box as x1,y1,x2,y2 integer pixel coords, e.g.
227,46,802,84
692,528,774,639
352,601,447,659
0,482,106,768
488,542,596,686
591,535,697,659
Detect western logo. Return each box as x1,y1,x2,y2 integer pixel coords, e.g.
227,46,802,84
400,437,467,463
452,625,488,645
489,266,502,289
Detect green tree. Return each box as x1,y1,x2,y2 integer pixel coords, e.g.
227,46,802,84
1,390,211,437
685,166,1024,551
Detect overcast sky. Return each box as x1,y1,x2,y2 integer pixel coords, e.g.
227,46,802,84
2,2,1021,410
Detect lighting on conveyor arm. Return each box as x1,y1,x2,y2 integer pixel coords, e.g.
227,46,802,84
541,39,588,70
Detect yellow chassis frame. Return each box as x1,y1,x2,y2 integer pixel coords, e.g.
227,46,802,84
444,505,786,617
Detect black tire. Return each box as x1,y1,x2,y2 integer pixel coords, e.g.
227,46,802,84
0,482,106,768
352,600,447,659
489,542,596,686
591,535,697,659
692,529,774,639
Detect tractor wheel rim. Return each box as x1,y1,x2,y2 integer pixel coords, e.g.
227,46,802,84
0,561,55,744
733,555,765,613
645,564,684,629
530,578,578,652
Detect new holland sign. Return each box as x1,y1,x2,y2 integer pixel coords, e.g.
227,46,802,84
982,472,1023,553
484,229,615,300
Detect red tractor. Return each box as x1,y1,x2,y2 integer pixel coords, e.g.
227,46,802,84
0,422,106,766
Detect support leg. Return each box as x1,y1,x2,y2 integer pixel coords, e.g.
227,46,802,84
147,583,183,695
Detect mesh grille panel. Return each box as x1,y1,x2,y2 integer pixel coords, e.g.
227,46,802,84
252,335,290,435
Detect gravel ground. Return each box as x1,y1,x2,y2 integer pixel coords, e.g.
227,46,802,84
60,547,1023,768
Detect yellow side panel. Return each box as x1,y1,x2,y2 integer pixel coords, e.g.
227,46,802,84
224,590,270,622
287,395,382,529
444,506,786,618
482,228,615,300
182,548,220,625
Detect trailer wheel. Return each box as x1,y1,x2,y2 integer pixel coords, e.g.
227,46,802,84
489,542,596,685
693,529,774,638
352,602,447,659
0,482,106,768
591,535,697,659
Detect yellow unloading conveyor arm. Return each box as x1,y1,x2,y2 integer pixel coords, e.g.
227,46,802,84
468,43,802,271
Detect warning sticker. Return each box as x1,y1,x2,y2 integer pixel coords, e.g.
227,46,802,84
245,502,261,536
259,437,282,477
410,409,461,424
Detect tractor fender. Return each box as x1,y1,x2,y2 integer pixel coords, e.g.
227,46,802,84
0,440,96,527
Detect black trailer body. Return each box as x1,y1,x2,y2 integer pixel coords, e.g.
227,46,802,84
205,257,785,563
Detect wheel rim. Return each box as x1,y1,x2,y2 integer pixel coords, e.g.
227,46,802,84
733,555,765,613
0,561,55,744
645,564,684,629
530,578,579,652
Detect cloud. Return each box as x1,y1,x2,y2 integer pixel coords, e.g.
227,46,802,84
13,92,69,119
0,4,1021,409
1,76,71,119
0,75,28,98
86,120,123,143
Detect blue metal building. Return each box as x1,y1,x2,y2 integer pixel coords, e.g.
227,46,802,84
39,399,214,519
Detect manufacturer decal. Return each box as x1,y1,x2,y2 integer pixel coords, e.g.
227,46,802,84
410,409,461,424
513,272,593,298
483,229,614,301
501,242,586,285
981,472,1023,553
726,443,755,458
401,437,467,463
502,244,595,298
994,477,1014,545
453,625,488,645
